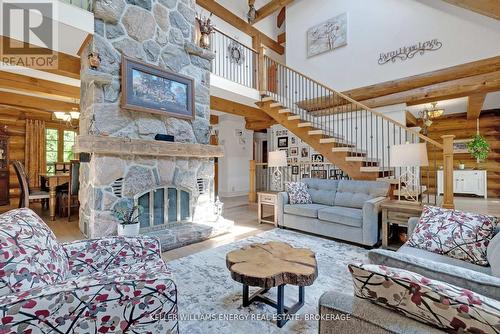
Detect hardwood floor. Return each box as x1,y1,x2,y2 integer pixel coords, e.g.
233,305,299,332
1,195,498,260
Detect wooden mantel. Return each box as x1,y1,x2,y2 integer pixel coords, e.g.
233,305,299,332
74,135,224,158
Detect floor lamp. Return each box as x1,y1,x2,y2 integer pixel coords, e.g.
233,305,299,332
389,143,429,202
268,150,287,192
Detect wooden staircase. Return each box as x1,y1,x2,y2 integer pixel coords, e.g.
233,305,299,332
257,95,391,180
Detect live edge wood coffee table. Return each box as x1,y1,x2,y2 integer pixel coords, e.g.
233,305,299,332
226,241,318,328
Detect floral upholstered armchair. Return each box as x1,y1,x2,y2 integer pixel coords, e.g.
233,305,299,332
0,208,178,333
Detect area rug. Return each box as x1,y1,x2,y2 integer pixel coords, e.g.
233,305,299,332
167,228,369,333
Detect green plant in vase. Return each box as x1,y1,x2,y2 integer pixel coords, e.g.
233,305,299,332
467,134,490,163
112,204,143,236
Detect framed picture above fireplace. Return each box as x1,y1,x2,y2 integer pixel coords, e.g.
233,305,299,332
121,56,195,119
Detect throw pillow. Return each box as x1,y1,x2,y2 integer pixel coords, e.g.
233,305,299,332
286,182,312,205
349,263,500,333
407,206,498,266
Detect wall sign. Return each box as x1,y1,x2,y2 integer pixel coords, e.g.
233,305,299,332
378,39,442,65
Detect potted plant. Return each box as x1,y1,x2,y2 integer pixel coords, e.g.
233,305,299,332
467,134,490,164
112,204,143,237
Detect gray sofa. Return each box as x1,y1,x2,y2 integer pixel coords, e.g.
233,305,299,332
318,216,500,333
369,217,500,300
277,178,390,247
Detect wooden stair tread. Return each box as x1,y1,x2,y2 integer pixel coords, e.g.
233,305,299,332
288,115,301,120
345,156,380,163
360,166,393,172
297,122,313,128
278,108,292,114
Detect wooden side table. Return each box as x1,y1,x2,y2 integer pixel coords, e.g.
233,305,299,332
257,191,279,226
381,200,423,250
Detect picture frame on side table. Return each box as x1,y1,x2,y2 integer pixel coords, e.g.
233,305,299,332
121,56,194,119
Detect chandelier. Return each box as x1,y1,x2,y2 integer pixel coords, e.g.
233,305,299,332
418,102,444,135
53,108,80,127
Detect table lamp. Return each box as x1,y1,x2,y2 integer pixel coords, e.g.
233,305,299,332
390,143,429,201
268,150,287,191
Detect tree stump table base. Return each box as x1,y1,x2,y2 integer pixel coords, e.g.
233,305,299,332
226,241,317,328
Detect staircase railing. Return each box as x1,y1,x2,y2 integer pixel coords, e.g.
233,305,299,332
259,54,455,208
210,28,259,89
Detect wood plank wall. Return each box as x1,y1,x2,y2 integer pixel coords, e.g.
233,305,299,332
426,110,500,198
0,107,77,200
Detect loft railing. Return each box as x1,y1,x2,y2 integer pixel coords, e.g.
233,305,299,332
256,53,455,208
59,0,92,11
210,28,258,89
257,161,349,190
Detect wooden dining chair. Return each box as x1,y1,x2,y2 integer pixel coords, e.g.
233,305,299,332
12,160,50,209
67,160,80,221
59,160,80,221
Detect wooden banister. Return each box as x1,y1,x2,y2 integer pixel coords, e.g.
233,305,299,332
258,47,266,92
441,135,455,209
249,159,257,202
262,55,443,149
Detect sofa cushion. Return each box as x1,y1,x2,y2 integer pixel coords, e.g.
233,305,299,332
0,209,69,296
488,232,500,278
286,182,312,205
302,178,338,206
407,206,498,266
334,180,389,209
349,263,500,333
398,245,490,275
284,204,330,218
318,206,362,228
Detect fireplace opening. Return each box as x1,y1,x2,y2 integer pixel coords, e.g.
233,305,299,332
135,186,191,230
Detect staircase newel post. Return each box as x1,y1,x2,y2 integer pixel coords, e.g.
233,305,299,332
258,46,266,93
441,135,455,209
249,160,257,203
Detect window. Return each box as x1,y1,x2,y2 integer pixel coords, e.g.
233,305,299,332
45,129,59,173
63,130,76,161
45,128,77,172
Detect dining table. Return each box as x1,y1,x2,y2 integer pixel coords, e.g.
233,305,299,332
40,172,70,221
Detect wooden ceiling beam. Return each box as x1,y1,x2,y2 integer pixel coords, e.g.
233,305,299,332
467,93,486,120
277,32,286,45
342,56,500,102
196,0,284,54
0,36,81,79
360,70,500,108
245,118,275,130
0,91,79,112
0,71,80,100
441,0,500,20
210,96,274,122
405,110,418,127
253,0,294,24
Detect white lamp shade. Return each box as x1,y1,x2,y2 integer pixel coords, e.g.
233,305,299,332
390,143,429,167
268,150,287,167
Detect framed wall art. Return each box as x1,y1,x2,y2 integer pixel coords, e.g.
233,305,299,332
307,12,348,58
277,136,289,148
121,56,194,119
453,139,472,154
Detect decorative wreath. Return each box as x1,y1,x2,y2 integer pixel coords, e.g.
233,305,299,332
227,41,245,65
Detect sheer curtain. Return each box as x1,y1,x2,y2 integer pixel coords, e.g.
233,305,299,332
25,119,46,188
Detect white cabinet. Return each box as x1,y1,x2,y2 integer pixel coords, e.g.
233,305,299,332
437,170,487,198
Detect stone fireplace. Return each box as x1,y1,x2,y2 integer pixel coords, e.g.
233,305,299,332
76,0,231,246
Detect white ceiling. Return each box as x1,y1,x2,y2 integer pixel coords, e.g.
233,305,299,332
406,91,500,117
